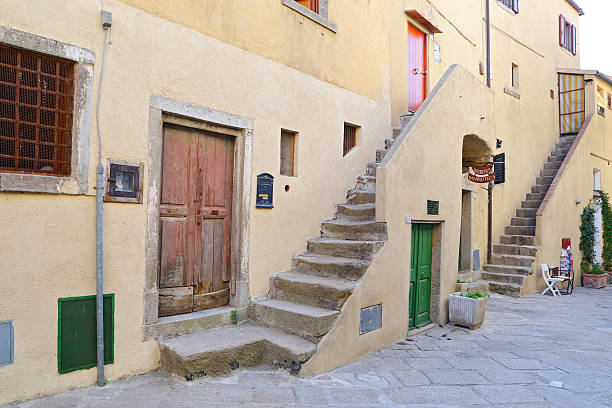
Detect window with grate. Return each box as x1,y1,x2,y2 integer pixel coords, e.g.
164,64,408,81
0,44,74,176
296,0,319,14
343,123,358,156
499,0,519,13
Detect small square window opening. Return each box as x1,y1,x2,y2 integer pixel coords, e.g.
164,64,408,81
105,160,144,203
295,0,319,14
280,130,297,176
343,123,359,156
512,63,519,89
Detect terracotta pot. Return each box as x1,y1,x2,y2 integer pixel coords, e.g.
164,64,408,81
583,273,607,289
449,292,488,330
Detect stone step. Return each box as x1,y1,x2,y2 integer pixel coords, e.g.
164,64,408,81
400,112,414,128
392,127,402,139
551,148,569,157
504,225,536,236
547,155,564,163
366,162,379,177
335,203,376,220
489,281,522,297
321,218,387,240
384,138,395,150
526,191,546,200
559,137,576,148
346,189,376,204
516,208,537,218
355,175,376,192
306,237,383,260
158,323,316,378
492,243,538,257
293,254,370,279
490,253,535,268
483,264,532,276
510,216,536,227
481,271,526,286
535,176,554,186
531,184,550,194
539,168,557,177
520,200,541,209
251,298,339,341
499,234,536,246
269,271,355,310
543,161,561,171
375,149,387,162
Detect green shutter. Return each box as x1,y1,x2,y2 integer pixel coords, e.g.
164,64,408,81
58,294,114,374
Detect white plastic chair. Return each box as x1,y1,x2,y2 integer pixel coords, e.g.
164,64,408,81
541,264,565,297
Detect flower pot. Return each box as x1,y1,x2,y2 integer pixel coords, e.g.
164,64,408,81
456,282,469,292
606,271,612,284
583,273,607,289
448,292,488,330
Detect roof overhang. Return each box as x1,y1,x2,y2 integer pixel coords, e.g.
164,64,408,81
565,0,584,16
405,9,442,34
558,68,612,87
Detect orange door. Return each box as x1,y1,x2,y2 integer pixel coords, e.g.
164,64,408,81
407,23,427,111
159,125,234,317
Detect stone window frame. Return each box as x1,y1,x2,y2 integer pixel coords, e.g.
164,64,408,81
0,25,93,195
281,0,337,33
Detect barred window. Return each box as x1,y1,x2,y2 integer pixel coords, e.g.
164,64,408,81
0,44,74,176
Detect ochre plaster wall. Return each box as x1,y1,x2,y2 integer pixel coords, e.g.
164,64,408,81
0,0,390,403
303,66,496,375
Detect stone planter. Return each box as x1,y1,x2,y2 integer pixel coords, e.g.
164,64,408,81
606,271,612,284
583,273,607,289
448,292,488,330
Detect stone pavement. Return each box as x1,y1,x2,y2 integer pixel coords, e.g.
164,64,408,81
7,287,612,407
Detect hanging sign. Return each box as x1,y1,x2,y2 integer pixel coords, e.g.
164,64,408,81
468,163,496,183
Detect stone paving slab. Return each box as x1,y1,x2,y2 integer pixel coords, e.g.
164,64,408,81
5,286,612,407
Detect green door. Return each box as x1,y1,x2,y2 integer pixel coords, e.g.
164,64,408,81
409,224,433,330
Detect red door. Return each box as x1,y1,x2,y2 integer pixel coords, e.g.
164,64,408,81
407,23,427,111
158,125,234,317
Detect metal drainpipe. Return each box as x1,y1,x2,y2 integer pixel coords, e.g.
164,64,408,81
96,13,111,387
485,0,493,263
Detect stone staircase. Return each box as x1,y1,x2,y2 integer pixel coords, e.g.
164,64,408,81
158,114,414,379
482,134,577,296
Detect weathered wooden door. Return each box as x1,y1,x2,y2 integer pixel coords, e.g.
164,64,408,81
409,224,433,330
159,125,234,317
407,23,427,112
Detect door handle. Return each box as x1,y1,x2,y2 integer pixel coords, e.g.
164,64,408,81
413,68,420,75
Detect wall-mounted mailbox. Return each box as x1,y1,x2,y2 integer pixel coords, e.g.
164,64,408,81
105,160,144,203
256,173,274,208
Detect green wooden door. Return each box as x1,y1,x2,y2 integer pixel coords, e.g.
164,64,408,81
409,224,433,330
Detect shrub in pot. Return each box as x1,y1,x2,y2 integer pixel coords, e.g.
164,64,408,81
449,291,490,330
583,262,607,289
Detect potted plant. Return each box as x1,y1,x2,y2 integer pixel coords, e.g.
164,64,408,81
596,190,612,281
583,262,607,288
448,291,490,330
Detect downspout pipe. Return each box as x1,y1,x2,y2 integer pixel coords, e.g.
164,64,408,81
96,13,111,388
485,0,493,263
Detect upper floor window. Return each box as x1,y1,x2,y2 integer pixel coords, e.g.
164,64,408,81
295,0,319,14
0,44,74,176
559,15,577,55
499,0,519,14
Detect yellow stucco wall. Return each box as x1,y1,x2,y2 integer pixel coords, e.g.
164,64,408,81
0,0,391,403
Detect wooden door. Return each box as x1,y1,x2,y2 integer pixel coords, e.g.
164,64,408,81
409,224,433,330
159,125,234,317
407,23,427,112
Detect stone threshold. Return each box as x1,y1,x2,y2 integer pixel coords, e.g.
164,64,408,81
406,322,436,338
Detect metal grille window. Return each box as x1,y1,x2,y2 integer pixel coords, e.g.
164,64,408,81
499,0,519,13
0,44,74,176
343,123,358,156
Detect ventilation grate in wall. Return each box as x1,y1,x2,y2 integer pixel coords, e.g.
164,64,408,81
427,200,439,215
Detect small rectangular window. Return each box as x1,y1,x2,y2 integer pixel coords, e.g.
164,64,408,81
499,0,519,13
343,123,358,156
295,0,319,14
512,63,519,89
280,130,296,176
608,92,611,110
559,15,577,55
0,44,75,176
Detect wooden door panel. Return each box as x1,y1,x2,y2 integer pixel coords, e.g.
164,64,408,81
194,288,230,312
410,224,433,329
161,127,190,206
159,218,187,288
159,287,193,316
198,218,216,292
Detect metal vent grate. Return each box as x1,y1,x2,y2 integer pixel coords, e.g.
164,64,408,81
427,200,439,215
0,44,75,176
